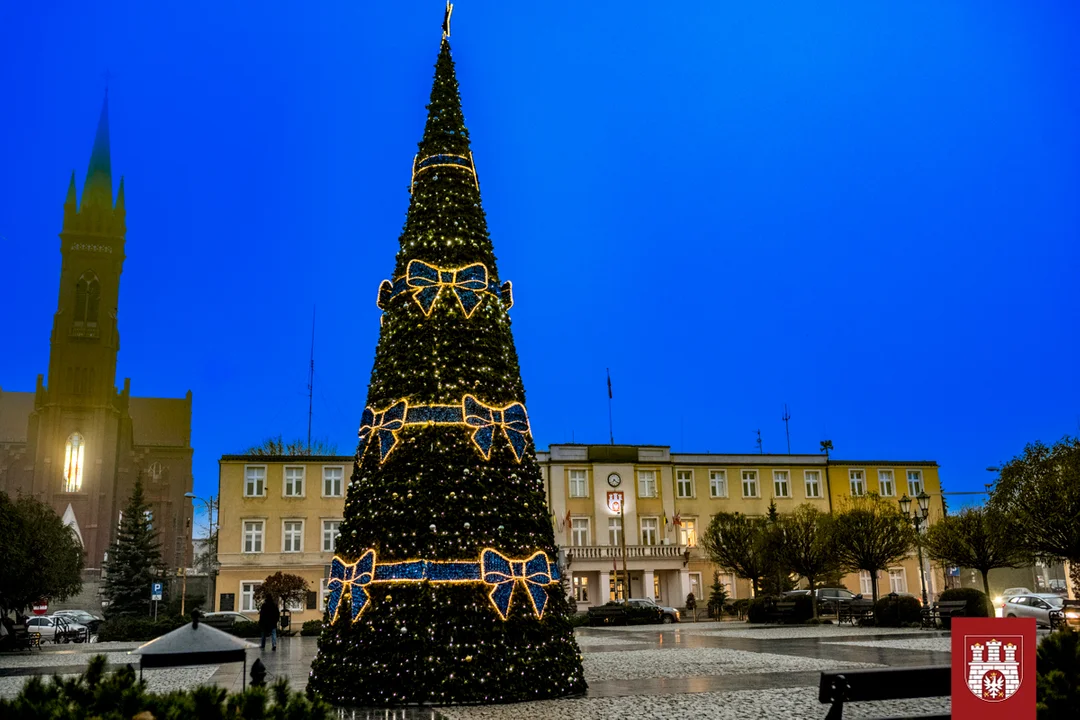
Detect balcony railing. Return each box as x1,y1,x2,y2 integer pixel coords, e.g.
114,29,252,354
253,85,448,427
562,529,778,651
567,544,687,561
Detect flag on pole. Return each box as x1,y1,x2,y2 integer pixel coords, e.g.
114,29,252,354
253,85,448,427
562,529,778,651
564,509,571,531
607,369,613,399
673,512,682,528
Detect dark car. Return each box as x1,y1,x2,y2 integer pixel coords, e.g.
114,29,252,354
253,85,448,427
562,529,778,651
782,587,860,614
587,598,681,626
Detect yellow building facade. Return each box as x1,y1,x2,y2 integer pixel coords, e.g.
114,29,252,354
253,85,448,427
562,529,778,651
217,445,945,619
539,444,945,609
216,455,350,621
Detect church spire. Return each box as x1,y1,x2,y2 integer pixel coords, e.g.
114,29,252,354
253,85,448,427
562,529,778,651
82,91,113,208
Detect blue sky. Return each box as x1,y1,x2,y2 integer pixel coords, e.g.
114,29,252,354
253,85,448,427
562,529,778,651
2,2,1077,517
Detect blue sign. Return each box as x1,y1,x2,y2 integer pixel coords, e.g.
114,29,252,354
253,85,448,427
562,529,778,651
151,582,163,601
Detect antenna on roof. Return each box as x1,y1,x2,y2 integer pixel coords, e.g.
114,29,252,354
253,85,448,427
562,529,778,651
307,306,315,452
756,429,763,454
782,404,791,454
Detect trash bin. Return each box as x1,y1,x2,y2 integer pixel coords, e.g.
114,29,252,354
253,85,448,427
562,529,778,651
279,608,291,633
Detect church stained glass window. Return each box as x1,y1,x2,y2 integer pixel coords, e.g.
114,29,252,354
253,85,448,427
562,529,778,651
63,433,85,492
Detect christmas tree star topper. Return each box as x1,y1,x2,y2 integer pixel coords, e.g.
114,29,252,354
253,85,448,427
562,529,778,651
443,2,453,38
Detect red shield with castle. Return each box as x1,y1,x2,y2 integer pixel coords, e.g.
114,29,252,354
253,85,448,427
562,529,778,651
952,617,1035,719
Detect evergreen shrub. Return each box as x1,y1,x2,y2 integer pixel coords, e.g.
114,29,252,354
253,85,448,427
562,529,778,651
873,595,922,627
790,594,814,623
228,621,261,638
938,587,990,628
1036,629,1080,718
97,616,185,642
0,655,330,719
747,598,772,623
301,619,323,636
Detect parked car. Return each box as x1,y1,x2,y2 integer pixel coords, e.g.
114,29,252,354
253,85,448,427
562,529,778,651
783,588,861,613
1051,600,1080,632
52,610,102,635
994,587,1033,617
200,611,255,628
1002,593,1065,628
587,598,681,626
25,615,88,643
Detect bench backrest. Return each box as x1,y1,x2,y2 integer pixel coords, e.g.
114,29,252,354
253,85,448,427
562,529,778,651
820,665,950,703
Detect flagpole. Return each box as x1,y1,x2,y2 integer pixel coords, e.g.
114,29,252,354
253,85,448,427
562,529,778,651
606,368,614,445
619,498,629,600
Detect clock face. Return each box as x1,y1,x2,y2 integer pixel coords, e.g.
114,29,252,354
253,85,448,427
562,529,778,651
607,473,622,488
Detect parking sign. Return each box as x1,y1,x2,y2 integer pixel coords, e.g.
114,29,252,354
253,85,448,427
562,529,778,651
151,582,163,601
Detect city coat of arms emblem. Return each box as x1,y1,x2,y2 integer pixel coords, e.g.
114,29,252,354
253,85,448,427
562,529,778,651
952,617,1035,719
963,635,1023,701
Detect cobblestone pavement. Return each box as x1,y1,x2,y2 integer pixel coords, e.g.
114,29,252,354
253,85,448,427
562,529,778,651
1,621,964,718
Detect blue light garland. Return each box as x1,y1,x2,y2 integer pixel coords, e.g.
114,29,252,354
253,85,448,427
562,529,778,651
326,549,560,623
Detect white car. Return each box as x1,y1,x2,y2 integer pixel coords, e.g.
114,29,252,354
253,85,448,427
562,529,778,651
1001,593,1065,628
994,587,1033,617
24,615,89,643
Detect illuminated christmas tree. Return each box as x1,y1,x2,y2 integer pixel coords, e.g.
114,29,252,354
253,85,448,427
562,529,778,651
307,22,587,707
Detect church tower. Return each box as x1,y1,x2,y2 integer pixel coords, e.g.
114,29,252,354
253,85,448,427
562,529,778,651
47,92,126,404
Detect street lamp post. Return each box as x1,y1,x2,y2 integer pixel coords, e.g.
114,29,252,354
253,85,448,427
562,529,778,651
182,492,217,616
899,491,932,607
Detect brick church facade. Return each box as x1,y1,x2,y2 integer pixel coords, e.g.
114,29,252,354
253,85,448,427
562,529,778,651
0,94,193,575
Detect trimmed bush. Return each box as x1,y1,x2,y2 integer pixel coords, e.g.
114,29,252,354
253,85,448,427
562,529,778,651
0,655,330,719
938,587,990,628
1037,629,1080,717
874,595,922,627
228,620,262,638
569,612,590,628
730,598,750,618
747,597,772,624
301,619,323,636
97,616,186,642
790,594,814,623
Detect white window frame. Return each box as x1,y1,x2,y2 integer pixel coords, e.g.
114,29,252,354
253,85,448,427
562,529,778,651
773,470,791,498
322,519,341,552
878,469,895,497
282,519,304,553
849,469,866,497
676,469,694,498
283,466,305,497
608,516,623,546
637,469,657,498
568,468,588,498
741,470,759,498
322,466,344,497
689,572,703,602
241,581,263,612
640,516,659,546
804,470,821,498
244,466,266,497
888,568,908,594
859,570,874,596
680,518,698,547
242,520,264,554
709,470,728,498
570,517,591,547
285,594,305,613
319,578,330,610
718,571,737,600
907,470,924,497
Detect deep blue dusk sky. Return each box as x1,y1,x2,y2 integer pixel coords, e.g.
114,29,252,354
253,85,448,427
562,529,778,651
2,2,1078,516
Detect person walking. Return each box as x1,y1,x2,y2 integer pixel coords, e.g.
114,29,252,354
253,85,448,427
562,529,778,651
259,594,280,651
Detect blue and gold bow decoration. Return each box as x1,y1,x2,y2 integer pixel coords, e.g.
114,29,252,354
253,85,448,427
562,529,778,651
405,259,488,317
358,401,408,462
326,550,376,623
480,549,558,620
463,395,531,462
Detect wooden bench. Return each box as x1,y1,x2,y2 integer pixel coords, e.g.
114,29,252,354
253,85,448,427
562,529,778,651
921,600,967,628
837,599,875,625
819,665,950,719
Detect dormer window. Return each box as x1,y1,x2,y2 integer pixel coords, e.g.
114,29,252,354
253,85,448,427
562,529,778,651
64,433,85,492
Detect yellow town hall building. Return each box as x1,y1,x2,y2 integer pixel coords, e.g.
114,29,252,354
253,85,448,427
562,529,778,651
216,444,944,621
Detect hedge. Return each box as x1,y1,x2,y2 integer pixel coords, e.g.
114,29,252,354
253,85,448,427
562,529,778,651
873,595,922,627
747,598,771,623
937,587,990,628
301,619,323,636
97,616,187,642
0,655,330,720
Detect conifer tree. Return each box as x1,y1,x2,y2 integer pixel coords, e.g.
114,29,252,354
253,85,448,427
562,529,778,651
307,34,585,705
103,476,164,617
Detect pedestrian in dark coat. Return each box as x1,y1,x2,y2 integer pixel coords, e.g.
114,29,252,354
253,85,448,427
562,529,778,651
259,595,280,651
